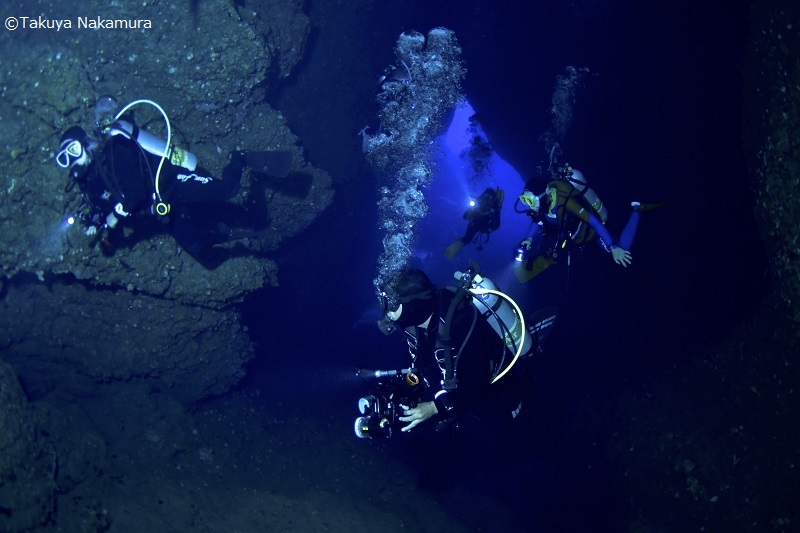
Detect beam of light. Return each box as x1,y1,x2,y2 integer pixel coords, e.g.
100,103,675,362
413,101,534,279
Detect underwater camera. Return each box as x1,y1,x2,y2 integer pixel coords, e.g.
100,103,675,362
353,369,421,439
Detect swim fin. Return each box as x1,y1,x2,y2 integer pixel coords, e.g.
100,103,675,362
244,151,294,178
444,239,465,259
631,201,668,212
495,187,505,208
217,222,269,242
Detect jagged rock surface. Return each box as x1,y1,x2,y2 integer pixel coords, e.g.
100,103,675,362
0,0,332,400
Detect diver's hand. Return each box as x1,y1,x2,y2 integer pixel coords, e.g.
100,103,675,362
85,226,97,236
399,401,438,432
611,247,632,267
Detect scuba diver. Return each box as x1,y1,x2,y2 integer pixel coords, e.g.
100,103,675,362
356,266,557,489
513,164,666,283
55,97,293,259
369,267,528,434
358,266,546,488
444,187,504,259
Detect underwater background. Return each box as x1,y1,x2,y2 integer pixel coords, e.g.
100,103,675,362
0,0,798,531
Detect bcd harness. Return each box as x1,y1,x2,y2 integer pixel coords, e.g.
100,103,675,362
408,267,527,401
91,131,157,219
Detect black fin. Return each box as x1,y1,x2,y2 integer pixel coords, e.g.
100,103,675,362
245,151,293,178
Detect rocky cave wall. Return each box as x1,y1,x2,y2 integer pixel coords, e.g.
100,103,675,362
0,2,333,528
0,0,333,401
743,0,800,330
606,3,800,529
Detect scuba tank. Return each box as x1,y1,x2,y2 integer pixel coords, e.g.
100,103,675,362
454,270,532,359
95,96,198,171
102,98,195,217
563,167,607,223
108,120,197,171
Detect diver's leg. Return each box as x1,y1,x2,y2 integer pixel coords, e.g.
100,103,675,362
170,209,228,255
177,149,272,203
169,160,243,206
618,210,641,251
462,222,480,244
443,237,467,259
445,221,481,259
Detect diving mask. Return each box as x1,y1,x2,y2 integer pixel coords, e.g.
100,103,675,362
518,191,541,212
56,139,86,169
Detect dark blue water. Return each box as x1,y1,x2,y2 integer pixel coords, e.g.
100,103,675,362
240,0,759,529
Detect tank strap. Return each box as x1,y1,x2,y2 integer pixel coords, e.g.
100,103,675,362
437,286,472,391
93,139,124,204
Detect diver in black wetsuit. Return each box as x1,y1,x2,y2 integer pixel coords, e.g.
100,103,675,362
56,110,292,258
444,187,504,259
370,267,531,489
374,268,523,433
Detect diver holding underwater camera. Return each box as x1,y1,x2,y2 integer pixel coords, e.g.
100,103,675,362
354,264,556,440
56,96,294,259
